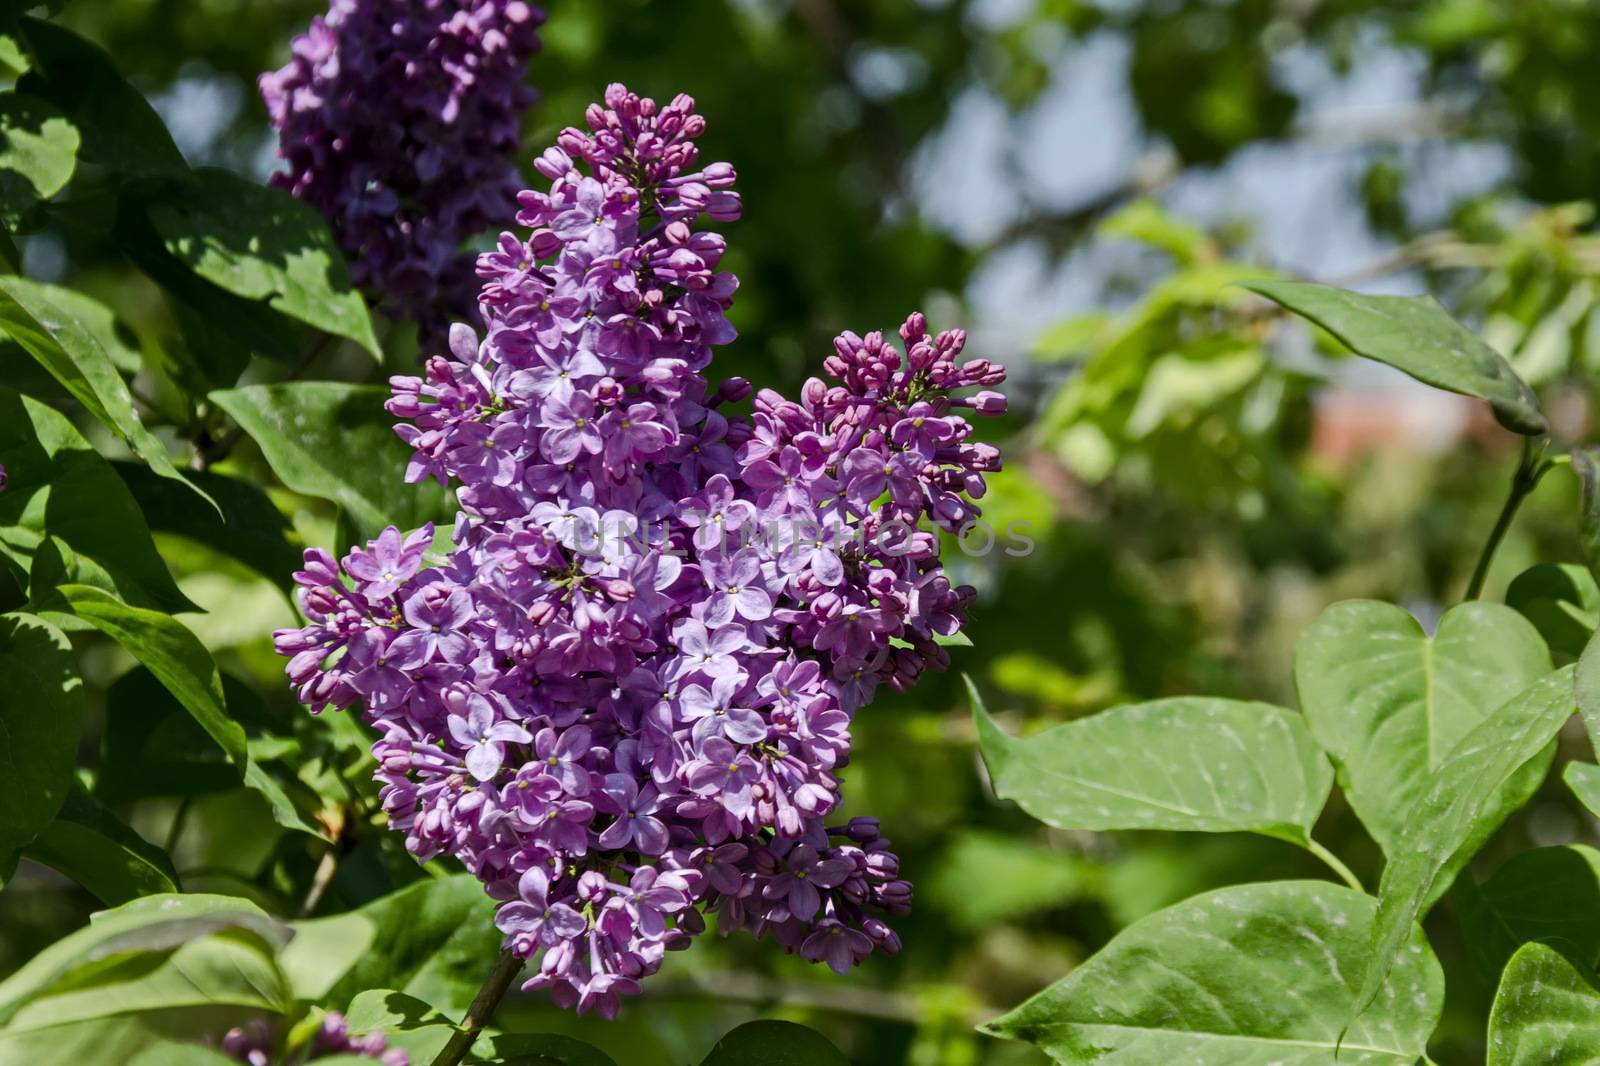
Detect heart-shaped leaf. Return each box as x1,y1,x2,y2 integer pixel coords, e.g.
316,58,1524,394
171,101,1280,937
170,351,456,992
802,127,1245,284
1506,563,1600,660
1488,942,1600,1065
983,880,1442,1065
1352,665,1574,1027
0,611,81,862
972,678,1332,845
1456,845,1600,979
699,1021,848,1066
1242,279,1546,435
211,382,453,545
1294,599,1551,855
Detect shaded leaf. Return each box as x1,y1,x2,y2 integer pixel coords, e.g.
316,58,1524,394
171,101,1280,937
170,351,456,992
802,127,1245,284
1576,448,1600,587
0,611,80,860
211,382,452,544
1506,562,1600,660
471,1033,620,1066
1456,845,1600,980
0,388,195,613
1579,629,1600,760
983,880,1442,1065
699,1021,848,1066
96,667,248,804
147,169,378,357
1242,279,1546,434
1353,666,1575,1027
971,678,1333,845
0,90,77,228
0,277,210,507
1487,942,1600,1066
1294,599,1551,855
23,781,178,905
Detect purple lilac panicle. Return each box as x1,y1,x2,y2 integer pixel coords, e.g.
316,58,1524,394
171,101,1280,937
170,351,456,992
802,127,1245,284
274,83,1007,1017
260,0,544,340
220,1013,408,1066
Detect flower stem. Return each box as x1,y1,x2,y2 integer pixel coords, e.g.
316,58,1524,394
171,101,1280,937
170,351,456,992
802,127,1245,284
429,948,524,1066
1307,838,1364,894
1463,438,1549,602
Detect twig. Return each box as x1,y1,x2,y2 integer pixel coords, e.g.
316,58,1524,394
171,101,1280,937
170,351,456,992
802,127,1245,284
430,949,525,1066
1464,437,1550,601
164,795,193,855
298,847,339,918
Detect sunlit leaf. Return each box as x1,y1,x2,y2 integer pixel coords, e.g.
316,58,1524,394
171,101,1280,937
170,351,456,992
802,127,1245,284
1294,599,1551,855
983,881,1442,1065
1243,279,1547,435
0,91,77,228
971,678,1333,845
1487,942,1600,1066
1568,762,1600,819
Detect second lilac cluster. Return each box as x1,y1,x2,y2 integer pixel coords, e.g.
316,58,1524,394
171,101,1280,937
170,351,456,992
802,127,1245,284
220,1013,407,1066
260,0,544,340
275,84,1005,1017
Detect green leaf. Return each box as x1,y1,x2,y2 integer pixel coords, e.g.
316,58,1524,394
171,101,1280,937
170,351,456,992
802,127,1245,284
1456,845,1600,979
0,892,287,1025
471,1033,620,1066
1506,563,1600,659
1579,629,1600,759
14,17,187,178
112,461,302,593
1568,762,1600,818
95,667,246,804
0,388,195,613
211,382,453,544
982,880,1442,1065
343,988,455,1061
0,930,288,1064
970,678,1333,845
1294,599,1551,855
147,168,378,357
0,611,81,860
1575,448,1600,587
925,830,1097,932
1242,279,1546,435
280,874,499,1018
1352,665,1575,1028
0,277,211,508
1487,942,1600,1066
22,782,178,905
127,1046,238,1066
0,90,78,228
699,1021,848,1066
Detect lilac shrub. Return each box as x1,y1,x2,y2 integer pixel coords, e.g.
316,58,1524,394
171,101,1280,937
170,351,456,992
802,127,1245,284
260,0,544,340
275,84,1007,1017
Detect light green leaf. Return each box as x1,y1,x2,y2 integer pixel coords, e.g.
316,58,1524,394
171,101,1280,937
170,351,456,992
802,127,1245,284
127,1046,238,1066
971,678,1333,845
0,91,78,227
699,1021,848,1066
1575,448,1600,587
14,18,187,178
1579,629,1600,759
0,277,210,508
0,931,288,1065
1242,279,1546,434
1294,599,1551,855
0,612,81,860
1456,845,1600,979
1568,762,1600,819
280,875,499,1018
1506,563,1600,660
1353,666,1575,1028
0,893,287,1025
1487,942,1600,1066
982,880,1442,1065
211,382,452,544
0,388,195,613
23,782,178,905
148,168,378,357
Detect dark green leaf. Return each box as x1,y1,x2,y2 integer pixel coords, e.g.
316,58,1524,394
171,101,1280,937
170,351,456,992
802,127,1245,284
1488,942,1600,1065
699,1021,847,1066
280,874,499,1017
1353,666,1574,1028
0,388,195,613
0,277,211,507
1456,845,1600,980
23,781,178,905
1243,279,1546,435
471,1033,620,1066
1575,448,1600,587
112,461,302,593
0,611,81,860
15,17,186,178
96,667,246,804
211,382,453,544
971,678,1333,845
1506,563,1600,659
983,881,1442,1065
0,90,77,228
147,168,378,357
1294,599,1551,855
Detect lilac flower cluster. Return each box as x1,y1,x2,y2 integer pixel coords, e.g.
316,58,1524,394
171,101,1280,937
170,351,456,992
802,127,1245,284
274,83,1006,1017
260,0,544,339
220,1013,407,1066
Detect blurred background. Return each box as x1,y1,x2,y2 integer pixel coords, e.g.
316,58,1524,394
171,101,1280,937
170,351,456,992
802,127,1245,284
7,1,1600,1062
